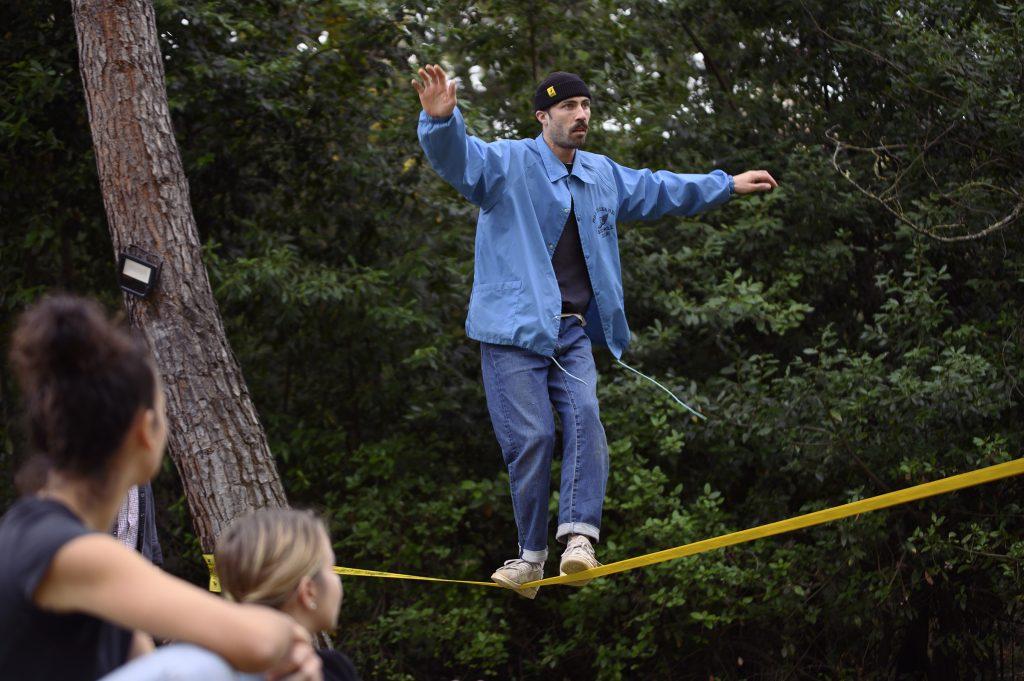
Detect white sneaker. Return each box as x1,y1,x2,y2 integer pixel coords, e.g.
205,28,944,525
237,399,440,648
559,534,601,586
491,559,543,599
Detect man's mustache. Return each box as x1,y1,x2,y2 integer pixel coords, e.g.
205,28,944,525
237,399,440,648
572,124,588,132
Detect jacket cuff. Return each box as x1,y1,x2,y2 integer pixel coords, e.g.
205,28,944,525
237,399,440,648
418,108,458,127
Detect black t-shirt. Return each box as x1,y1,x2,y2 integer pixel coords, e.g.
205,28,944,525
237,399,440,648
319,648,362,681
0,496,133,680
551,161,594,315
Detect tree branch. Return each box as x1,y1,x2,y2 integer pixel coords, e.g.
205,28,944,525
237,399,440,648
826,126,1023,242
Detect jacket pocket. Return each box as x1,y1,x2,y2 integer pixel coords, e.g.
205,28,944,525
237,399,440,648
467,279,522,343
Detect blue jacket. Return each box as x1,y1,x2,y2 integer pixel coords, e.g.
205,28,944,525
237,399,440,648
418,107,734,358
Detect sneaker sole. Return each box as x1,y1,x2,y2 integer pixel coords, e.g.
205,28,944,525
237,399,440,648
559,557,600,587
490,572,539,599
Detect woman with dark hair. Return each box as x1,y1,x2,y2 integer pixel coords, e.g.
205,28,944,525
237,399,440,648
0,295,321,681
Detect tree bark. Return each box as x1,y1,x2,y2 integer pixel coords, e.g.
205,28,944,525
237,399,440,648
71,0,288,550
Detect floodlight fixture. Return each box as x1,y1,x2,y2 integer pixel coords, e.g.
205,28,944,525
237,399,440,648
118,247,161,298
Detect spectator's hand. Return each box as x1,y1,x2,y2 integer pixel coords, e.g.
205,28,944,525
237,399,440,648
733,170,779,195
412,64,458,119
265,623,322,681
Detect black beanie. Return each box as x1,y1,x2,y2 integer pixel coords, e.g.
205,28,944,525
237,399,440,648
533,72,592,111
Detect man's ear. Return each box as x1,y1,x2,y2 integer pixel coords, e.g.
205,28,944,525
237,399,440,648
535,110,547,125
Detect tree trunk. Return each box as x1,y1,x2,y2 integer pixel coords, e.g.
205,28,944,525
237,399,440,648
71,0,288,550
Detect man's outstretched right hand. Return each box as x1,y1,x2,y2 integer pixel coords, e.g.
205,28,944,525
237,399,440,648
412,64,458,119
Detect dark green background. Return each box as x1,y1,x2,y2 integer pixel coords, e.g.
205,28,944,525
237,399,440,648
2,1,1022,678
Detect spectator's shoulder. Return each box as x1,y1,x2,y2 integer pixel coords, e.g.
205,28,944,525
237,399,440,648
317,648,361,681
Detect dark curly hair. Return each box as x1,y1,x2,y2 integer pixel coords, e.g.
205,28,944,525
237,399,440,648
9,294,157,482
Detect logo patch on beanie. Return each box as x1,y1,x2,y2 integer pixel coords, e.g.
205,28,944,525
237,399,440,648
547,86,556,97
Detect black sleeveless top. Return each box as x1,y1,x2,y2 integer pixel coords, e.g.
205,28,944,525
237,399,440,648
0,496,132,680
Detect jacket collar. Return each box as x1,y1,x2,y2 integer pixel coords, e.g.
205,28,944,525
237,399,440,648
532,133,595,184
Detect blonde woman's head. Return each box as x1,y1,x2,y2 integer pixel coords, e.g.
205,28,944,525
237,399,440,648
215,509,342,634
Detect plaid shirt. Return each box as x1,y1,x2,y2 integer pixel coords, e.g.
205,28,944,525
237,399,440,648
112,485,140,551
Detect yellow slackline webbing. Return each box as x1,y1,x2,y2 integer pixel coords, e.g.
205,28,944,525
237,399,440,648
204,456,1023,593
203,555,498,592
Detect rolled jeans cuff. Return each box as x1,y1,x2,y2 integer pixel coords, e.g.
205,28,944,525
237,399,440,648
520,546,548,563
556,522,600,544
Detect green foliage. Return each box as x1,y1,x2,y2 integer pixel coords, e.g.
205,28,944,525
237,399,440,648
2,0,1023,678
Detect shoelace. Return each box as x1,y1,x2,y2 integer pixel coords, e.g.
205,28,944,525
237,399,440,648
566,537,595,558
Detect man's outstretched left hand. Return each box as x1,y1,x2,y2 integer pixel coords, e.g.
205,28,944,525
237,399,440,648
733,170,779,195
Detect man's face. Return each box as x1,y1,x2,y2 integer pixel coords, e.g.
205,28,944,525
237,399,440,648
538,96,591,150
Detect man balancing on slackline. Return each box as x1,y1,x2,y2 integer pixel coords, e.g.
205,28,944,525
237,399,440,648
412,65,777,598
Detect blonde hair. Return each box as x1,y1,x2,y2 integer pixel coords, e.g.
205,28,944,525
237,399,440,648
214,509,328,607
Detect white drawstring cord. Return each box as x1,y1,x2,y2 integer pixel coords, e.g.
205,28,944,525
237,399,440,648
552,356,589,385
615,358,706,420
550,314,590,385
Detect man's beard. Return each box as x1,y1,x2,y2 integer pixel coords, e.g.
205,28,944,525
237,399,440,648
553,123,588,149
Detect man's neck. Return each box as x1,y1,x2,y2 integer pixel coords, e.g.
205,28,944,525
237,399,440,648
543,132,576,165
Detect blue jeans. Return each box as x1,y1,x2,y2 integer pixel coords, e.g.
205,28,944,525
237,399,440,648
481,316,609,563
